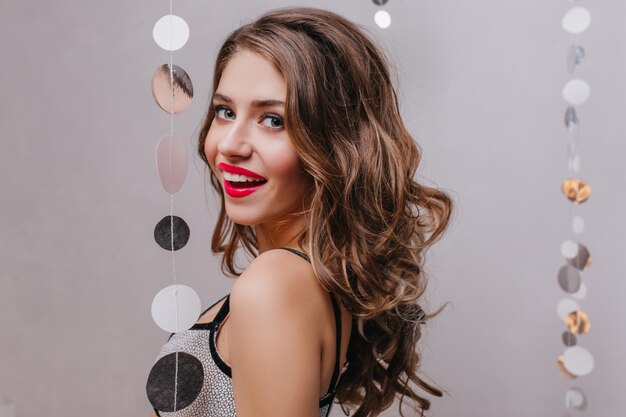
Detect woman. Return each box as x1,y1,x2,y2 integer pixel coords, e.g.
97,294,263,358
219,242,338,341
146,6,453,417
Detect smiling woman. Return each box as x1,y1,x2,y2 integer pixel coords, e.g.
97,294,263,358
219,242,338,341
147,5,453,417
203,49,312,228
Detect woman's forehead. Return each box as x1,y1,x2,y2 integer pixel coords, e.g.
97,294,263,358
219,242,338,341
216,51,286,104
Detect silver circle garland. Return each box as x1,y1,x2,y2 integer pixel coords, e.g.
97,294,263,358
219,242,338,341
557,2,594,413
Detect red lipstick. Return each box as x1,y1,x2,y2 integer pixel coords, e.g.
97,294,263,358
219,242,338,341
218,162,268,198
218,163,266,180
223,178,267,197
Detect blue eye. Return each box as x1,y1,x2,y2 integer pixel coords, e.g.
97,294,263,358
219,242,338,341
214,105,234,120
212,104,285,132
261,114,285,131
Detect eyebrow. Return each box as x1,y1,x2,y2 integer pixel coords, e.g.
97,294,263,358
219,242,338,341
212,92,285,108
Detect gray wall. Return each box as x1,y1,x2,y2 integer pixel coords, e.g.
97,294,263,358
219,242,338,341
1,0,624,416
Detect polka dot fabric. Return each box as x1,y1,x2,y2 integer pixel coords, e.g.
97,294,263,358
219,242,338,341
151,325,236,417
147,248,344,417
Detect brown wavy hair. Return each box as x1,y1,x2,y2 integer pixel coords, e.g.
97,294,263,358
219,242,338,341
197,6,455,417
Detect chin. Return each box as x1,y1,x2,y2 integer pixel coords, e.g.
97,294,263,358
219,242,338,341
226,213,261,227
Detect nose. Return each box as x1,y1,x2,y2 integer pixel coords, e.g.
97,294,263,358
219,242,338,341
216,116,253,157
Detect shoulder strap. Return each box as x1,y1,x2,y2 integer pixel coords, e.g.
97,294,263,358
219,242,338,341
213,293,231,323
275,247,310,263
327,292,342,393
198,293,229,320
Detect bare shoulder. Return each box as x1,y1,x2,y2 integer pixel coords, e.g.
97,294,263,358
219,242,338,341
227,249,329,415
230,248,327,319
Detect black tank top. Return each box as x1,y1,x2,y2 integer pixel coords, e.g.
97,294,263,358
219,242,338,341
146,247,349,417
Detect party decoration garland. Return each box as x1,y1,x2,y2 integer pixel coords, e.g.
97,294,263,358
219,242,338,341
557,3,593,413
146,4,204,414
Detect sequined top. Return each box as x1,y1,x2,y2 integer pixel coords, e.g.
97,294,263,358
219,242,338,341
146,247,348,417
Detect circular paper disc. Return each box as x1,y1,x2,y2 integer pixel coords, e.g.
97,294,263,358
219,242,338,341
557,355,577,379
562,346,594,376
558,264,581,293
565,387,587,411
562,330,577,347
572,216,585,234
566,310,591,335
151,284,201,333
154,215,190,251
156,135,189,194
151,64,193,114
567,242,591,271
153,14,190,51
146,351,204,411
562,79,590,106
561,179,591,204
561,240,579,259
561,7,591,34
374,10,391,28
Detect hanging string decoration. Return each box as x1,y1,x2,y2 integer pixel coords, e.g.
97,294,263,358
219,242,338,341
145,7,204,414
557,3,593,414
372,0,392,29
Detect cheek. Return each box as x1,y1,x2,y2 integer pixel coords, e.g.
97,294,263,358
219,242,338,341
267,154,308,199
265,145,301,179
203,129,217,172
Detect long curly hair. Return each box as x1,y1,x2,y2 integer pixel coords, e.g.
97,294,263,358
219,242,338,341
197,6,455,417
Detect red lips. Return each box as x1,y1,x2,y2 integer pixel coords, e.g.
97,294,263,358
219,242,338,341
218,162,266,180
223,177,267,198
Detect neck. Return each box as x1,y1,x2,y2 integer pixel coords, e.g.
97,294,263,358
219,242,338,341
255,215,308,255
